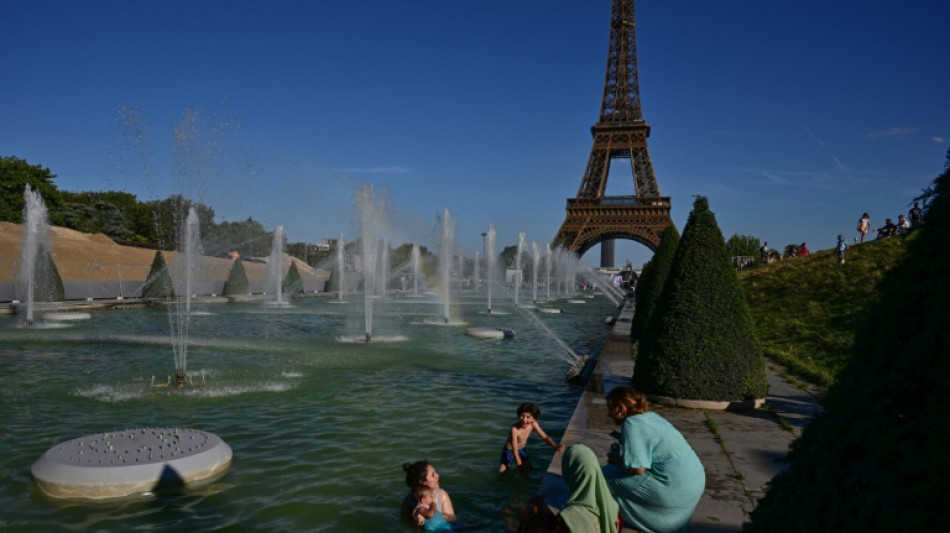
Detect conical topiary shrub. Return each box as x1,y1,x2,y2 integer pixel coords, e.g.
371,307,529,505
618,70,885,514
633,196,767,402
222,258,249,296
744,163,950,531
282,261,303,296
141,250,174,299
31,246,64,302
630,223,679,342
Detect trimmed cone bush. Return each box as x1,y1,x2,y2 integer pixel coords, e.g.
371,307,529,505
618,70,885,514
31,246,64,302
282,261,303,296
633,196,767,401
744,165,950,531
631,223,679,342
222,258,249,296
141,250,174,299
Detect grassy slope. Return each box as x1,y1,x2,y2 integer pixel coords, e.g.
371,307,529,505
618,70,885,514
739,234,912,387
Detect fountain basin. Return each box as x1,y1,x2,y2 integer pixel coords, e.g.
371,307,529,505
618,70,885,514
465,327,515,339
537,308,563,314
32,428,232,500
44,312,92,321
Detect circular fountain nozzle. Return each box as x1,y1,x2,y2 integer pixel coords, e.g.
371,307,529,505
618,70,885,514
32,428,232,501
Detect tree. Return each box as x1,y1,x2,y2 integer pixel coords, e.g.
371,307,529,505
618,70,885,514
725,234,761,259
630,223,679,342
141,250,174,298
634,196,767,402
282,261,303,295
222,258,250,296
744,162,950,532
0,156,62,224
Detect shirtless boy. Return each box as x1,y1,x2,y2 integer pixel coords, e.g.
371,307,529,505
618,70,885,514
498,402,565,473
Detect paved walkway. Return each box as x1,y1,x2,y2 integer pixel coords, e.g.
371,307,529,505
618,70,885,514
537,299,823,531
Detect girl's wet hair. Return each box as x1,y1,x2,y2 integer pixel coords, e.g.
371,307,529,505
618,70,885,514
403,460,431,488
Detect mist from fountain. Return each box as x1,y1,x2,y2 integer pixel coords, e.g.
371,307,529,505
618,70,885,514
379,239,389,298
473,250,480,291
18,185,51,326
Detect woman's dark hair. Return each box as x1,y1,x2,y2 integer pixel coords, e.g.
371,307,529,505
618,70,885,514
403,460,431,488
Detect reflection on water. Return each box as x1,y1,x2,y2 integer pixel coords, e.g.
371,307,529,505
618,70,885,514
0,292,613,531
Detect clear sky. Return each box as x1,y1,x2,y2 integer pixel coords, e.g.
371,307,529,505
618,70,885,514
3,0,948,267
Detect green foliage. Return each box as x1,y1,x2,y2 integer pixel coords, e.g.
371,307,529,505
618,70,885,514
0,156,62,224
744,163,950,532
740,236,909,386
203,217,270,258
630,224,678,342
282,261,303,295
634,196,767,401
141,251,174,299
222,258,250,296
725,233,761,258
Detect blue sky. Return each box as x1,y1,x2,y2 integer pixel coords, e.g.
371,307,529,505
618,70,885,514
3,0,948,267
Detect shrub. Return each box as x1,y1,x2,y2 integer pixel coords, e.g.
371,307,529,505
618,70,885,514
222,258,250,296
744,166,950,531
141,250,174,299
282,261,303,296
630,223,679,342
633,196,767,401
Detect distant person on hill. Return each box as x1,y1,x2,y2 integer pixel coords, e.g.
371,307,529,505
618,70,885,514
897,214,911,234
836,235,848,264
602,387,705,533
498,402,565,474
799,242,809,256
759,242,770,264
857,212,871,243
876,218,897,239
909,201,923,227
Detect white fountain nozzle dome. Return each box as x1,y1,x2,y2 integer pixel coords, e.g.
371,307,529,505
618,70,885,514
32,428,232,501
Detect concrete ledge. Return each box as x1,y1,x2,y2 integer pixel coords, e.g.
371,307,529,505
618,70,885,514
647,395,766,411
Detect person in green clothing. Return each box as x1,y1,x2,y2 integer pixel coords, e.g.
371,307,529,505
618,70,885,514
601,387,706,533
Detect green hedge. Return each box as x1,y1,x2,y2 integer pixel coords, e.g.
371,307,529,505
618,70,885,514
282,261,303,296
630,223,679,342
634,196,767,401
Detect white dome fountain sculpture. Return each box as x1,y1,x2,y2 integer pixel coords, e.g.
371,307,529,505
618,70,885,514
32,428,232,500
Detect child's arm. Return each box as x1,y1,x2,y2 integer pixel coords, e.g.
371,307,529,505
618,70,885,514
533,422,565,452
415,504,436,519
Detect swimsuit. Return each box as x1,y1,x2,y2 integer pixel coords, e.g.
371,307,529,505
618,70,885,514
499,446,529,467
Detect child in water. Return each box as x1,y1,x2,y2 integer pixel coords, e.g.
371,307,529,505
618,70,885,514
498,402,565,473
412,486,453,532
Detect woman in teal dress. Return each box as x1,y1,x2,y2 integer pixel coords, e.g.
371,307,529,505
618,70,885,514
601,387,705,533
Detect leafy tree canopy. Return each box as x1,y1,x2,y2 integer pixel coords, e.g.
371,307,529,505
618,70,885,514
0,156,62,224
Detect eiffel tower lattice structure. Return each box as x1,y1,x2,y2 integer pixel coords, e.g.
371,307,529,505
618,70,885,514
552,0,672,259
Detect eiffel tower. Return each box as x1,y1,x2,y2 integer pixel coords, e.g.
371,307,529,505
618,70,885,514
552,0,672,266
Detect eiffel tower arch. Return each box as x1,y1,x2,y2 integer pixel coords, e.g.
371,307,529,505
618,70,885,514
552,0,672,263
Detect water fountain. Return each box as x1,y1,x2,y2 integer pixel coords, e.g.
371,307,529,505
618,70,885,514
531,242,540,304
485,223,496,314
438,208,453,324
17,185,49,326
514,232,525,307
357,183,381,341
265,225,290,307
411,243,421,296
332,232,348,303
